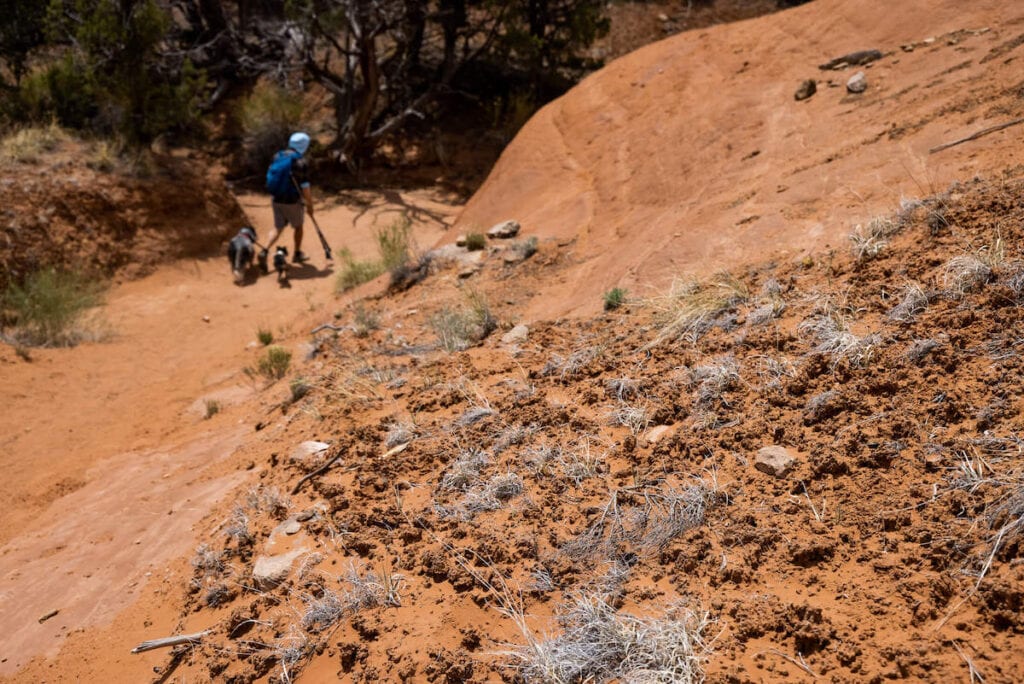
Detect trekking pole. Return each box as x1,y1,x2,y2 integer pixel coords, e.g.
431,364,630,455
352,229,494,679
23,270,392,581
291,176,333,262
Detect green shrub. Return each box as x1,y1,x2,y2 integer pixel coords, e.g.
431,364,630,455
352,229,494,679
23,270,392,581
203,399,221,419
465,233,487,251
603,287,627,311
431,287,497,351
0,123,69,164
289,377,311,402
335,248,385,293
1,268,105,346
238,82,304,172
257,326,274,345
352,301,380,338
256,345,291,380
376,218,413,271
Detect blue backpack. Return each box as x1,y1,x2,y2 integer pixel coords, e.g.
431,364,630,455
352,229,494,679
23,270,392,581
266,149,300,201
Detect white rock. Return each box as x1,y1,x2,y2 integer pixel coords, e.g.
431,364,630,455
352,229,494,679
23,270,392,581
501,324,529,345
754,446,798,477
846,71,867,93
487,220,520,239
291,441,329,466
252,549,305,589
644,425,673,445
455,234,467,247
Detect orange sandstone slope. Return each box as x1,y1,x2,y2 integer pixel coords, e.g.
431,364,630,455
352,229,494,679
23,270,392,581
457,0,1024,318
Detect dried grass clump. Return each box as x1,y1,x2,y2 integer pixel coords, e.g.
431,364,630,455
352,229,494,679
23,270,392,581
544,345,604,379
0,123,69,164
888,282,929,323
509,593,712,684
557,439,603,486
607,403,650,435
849,216,899,262
341,563,405,609
754,355,796,392
689,357,740,408
798,312,879,368
441,448,490,491
245,485,292,519
606,377,641,401
384,421,416,448
300,588,345,632
191,544,225,576
942,255,992,297
462,472,524,512
650,272,749,345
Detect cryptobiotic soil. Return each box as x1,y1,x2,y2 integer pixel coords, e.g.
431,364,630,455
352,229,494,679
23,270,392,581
4,0,1024,681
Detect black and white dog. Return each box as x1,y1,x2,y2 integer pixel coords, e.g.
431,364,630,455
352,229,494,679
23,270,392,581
273,246,289,282
227,226,257,284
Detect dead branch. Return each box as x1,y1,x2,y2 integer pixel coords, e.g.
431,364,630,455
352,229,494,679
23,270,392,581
131,630,209,654
311,323,347,334
930,118,1024,154
292,450,344,495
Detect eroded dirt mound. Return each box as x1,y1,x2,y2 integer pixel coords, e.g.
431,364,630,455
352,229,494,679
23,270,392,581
90,172,1024,684
0,143,246,289
457,0,1024,319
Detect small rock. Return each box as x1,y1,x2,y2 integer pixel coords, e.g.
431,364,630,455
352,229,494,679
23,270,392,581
202,315,211,323
458,266,478,279
657,12,669,22
38,609,59,624
291,441,329,466
456,407,496,427
503,250,525,264
501,324,529,345
455,234,467,247
295,509,316,522
487,220,520,239
846,71,867,94
794,79,816,101
281,520,302,535
754,445,798,477
644,425,673,445
252,550,305,590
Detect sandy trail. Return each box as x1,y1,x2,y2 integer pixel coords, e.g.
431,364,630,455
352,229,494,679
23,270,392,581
0,189,458,676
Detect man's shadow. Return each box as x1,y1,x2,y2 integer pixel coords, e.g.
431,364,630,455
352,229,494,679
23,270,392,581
280,262,334,282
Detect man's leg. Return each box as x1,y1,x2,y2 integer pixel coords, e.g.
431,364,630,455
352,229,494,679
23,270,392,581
291,203,307,262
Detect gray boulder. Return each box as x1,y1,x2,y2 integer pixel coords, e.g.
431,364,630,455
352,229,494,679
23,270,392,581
487,220,520,239
846,71,867,94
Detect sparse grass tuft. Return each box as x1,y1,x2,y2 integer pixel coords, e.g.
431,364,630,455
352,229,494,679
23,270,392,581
888,282,929,323
650,272,748,345
690,356,741,408
335,247,385,292
798,307,879,367
377,218,414,272
0,123,69,164
257,326,274,345
254,345,291,380
462,472,524,512
943,255,992,297
431,287,497,351
603,287,627,311
509,593,712,684
849,216,899,262
203,399,221,419
441,449,491,491
352,301,380,337
1,268,106,347
465,233,487,251
290,377,311,402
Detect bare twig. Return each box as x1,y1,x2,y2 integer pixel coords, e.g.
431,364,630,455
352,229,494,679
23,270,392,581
131,630,210,654
762,648,819,678
952,640,985,683
930,118,1024,154
292,449,342,495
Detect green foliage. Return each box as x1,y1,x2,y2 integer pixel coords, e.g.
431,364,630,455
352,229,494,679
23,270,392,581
289,377,311,402
0,0,47,86
256,345,291,380
376,218,413,271
16,0,205,142
604,287,627,311
465,233,487,251
238,81,304,172
335,248,385,293
1,268,105,346
431,287,498,352
257,326,274,345
203,399,221,419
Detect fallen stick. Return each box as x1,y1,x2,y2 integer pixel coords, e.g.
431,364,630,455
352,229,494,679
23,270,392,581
311,323,346,334
292,450,343,495
131,630,209,654
929,117,1024,154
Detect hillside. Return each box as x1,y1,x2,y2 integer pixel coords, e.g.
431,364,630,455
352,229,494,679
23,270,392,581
3,1,1024,683
458,0,1024,318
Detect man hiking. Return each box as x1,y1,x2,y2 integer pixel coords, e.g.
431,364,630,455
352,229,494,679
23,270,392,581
263,131,315,267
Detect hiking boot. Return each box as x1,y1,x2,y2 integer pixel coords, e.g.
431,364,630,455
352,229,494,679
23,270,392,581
292,250,310,264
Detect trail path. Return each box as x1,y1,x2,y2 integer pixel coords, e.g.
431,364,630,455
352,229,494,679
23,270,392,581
0,189,457,676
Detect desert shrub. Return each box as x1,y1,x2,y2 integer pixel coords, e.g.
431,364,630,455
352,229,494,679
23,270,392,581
1,268,105,346
257,326,274,345
511,593,712,683
290,377,311,402
650,272,748,345
431,288,497,351
352,301,380,337
377,218,413,272
256,345,291,380
603,287,627,311
849,216,899,262
335,247,385,292
203,399,221,419
0,122,69,163
237,81,304,173
465,233,487,251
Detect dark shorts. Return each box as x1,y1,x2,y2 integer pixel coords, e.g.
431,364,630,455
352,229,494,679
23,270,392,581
273,202,305,230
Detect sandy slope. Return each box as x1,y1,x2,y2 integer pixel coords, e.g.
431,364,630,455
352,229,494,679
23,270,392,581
458,0,1024,318
0,190,457,677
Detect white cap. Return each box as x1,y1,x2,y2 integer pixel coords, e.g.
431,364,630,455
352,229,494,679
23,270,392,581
289,132,310,155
